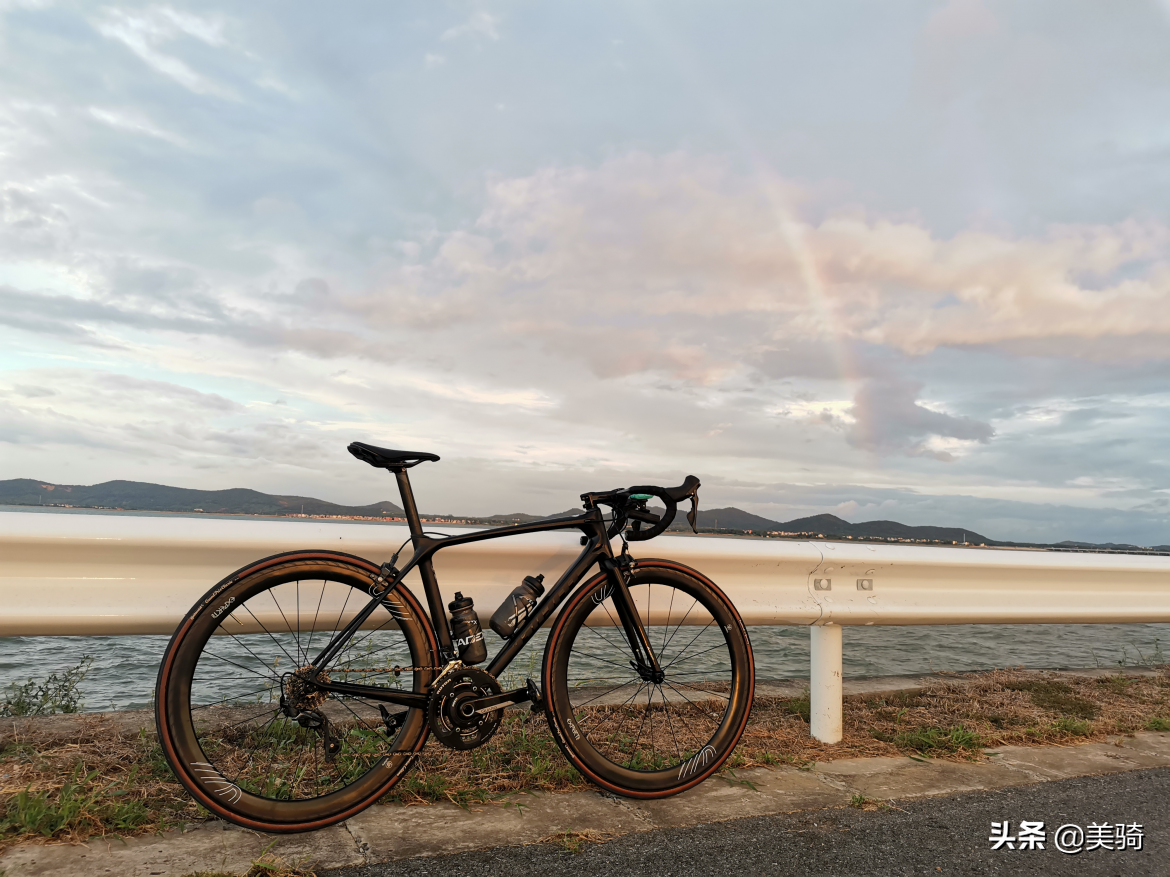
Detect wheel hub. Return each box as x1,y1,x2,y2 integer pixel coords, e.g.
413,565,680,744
631,660,665,685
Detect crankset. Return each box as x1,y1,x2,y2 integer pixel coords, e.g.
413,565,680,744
427,667,504,750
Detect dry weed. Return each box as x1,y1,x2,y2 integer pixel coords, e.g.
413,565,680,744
3,668,1168,853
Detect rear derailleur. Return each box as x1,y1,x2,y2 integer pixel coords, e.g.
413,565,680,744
280,669,341,760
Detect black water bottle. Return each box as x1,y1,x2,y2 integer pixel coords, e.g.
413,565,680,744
489,574,545,639
448,592,487,664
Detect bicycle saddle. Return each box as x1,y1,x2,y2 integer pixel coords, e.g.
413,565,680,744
348,442,440,470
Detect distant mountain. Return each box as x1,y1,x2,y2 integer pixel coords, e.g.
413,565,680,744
1055,540,1170,552
687,507,788,532
0,478,405,518
472,509,584,524
4,479,1161,551
674,507,990,544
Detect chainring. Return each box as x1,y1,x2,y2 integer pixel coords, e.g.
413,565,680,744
427,667,503,751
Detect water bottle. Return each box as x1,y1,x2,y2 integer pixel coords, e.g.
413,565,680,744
448,592,487,664
489,574,545,639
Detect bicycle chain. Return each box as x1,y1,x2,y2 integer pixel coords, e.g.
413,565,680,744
336,665,442,675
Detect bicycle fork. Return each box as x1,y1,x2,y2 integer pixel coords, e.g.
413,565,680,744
602,557,665,684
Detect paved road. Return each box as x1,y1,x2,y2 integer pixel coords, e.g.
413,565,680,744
324,768,1169,876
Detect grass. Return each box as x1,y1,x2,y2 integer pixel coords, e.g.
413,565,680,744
3,667,1169,853
849,793,892,812
872,725,982,755
1003,679,1099,719
539,829,610,854
1,726,201,849
782,691,811,723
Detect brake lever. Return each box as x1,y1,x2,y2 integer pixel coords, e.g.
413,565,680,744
687,493,699,534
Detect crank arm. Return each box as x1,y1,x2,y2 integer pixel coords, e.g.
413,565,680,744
467,680,540,715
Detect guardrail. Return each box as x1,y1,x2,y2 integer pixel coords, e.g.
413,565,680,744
3,510,1170,743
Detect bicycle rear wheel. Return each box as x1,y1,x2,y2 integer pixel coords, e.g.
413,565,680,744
156,552,438,832
542,559,754,798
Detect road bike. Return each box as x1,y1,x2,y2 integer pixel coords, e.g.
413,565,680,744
155,443,755,832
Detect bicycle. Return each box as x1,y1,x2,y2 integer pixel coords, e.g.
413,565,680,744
155,442,756,832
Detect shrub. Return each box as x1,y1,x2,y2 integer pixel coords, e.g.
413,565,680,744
0,656,93,717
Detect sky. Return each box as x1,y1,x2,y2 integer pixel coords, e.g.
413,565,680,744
2,0,1169,545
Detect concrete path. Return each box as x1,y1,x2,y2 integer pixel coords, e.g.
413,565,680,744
327,768,1170,877
3,731,1167,876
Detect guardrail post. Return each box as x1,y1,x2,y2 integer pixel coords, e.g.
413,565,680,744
810,623,843,744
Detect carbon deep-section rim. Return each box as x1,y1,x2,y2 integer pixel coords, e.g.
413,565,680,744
155,552,437,831
542,560,754,798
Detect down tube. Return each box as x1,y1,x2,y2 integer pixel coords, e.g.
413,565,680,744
485,545,604,677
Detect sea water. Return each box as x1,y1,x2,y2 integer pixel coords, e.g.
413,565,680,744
1,623,1166,713
1,507,1167,712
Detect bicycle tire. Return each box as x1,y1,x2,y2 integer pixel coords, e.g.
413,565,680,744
542,559,754,798
155,551,438,832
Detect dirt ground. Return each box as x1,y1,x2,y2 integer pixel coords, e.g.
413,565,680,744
2,668,1168,852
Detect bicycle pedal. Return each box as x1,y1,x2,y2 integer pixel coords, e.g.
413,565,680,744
525,678,544,713
379,704,406,735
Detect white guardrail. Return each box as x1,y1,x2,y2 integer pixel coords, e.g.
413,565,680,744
3,510,1170,743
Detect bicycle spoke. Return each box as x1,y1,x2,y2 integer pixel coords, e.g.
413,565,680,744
662,640,727,670
555,575,749,788
659,685,682,762
304,580,327,666
662,587,676,653
241,603,300,667
659,597,701,656
582,614,635,656
568,647,636,671
661,619,717,669
191,684,278,710
626,684,654,767
568,678,641,709
200,649,280,683
582,681,648,736
664,678,730,706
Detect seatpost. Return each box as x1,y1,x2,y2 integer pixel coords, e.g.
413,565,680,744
393,466,454,659
394,469,424,541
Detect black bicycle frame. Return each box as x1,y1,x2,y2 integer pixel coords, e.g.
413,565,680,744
308,467,657,709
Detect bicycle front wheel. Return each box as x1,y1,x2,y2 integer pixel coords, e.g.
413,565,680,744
156,552,439,832
542,559,754,798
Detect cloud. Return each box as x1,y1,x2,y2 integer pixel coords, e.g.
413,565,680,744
846,377,994,460
923,0,998,41
94,7,236,98
441,12,499,42
87,107,188,146
2,151,1166,473
0,186,75,260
